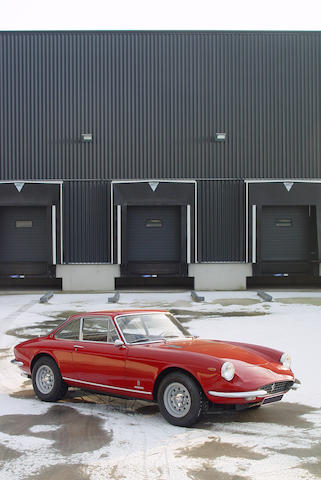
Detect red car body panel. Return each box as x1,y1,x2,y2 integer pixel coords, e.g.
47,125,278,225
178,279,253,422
13,310,295,405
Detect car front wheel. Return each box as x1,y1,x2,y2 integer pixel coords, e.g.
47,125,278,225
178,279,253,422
157,372,208,427
32,356,68,402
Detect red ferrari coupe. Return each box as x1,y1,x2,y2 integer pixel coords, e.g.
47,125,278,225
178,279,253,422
12,310,297,426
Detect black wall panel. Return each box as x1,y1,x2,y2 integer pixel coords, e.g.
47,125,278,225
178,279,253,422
1,31,321,180
198,180,245,261
63,181,110,263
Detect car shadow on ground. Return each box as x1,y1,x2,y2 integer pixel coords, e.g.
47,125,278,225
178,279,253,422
10,383,317,429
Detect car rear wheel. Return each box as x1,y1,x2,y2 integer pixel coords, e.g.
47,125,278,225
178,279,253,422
32,356,68,402
157,372,208,427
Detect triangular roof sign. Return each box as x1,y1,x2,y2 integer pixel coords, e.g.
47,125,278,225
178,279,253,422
149,181,159,192
284,182,294,192
14,182,25,192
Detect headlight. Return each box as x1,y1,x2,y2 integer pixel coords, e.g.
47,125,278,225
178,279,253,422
280,353,291,369
221,362,235,381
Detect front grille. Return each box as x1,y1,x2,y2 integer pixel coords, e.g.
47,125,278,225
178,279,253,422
261,381,294,395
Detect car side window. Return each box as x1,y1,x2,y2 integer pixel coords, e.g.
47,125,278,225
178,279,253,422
82,317,108,342
55,318,81,340
81,316,119,343
107,319,119,343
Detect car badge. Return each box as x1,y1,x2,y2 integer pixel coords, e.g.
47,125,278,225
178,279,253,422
134,380,144,390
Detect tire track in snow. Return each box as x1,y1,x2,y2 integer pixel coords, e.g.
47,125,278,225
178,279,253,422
3,299,38,324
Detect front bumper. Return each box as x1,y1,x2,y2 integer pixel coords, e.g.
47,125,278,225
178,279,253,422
11,359,24,367
11,358,30,378
208,378,300,402
208,389,267,400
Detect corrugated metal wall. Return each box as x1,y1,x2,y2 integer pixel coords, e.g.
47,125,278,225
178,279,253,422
1,31,321,180
62,179,244,263
198,180,245,261
63,181,110,263
1,31,320,264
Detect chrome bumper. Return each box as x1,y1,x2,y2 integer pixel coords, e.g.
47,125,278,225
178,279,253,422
209,379,300,401
11,359,24,367
208,389,267,400
291,379,301,390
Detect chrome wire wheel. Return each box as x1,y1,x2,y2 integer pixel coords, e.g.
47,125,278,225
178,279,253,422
163,382,192,418
35,365,55,394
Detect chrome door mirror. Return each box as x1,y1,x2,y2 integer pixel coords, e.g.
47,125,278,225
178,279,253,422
114,339,125,347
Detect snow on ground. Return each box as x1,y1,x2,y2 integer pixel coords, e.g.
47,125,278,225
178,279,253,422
0,290,321,480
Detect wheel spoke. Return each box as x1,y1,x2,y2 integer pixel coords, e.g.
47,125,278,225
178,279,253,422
35,365,55,394
163,382,191,418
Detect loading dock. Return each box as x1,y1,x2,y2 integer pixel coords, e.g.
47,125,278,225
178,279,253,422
261,205,317,275
246,181,321,287
112,180,195,288
0,182,63,288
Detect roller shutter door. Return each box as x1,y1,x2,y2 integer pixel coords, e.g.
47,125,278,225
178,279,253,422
260,206,315,274
0,206,48,262
127,206,180,262
262,206,310,261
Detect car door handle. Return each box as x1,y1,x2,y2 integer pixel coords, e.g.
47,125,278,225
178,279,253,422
74,345,85,351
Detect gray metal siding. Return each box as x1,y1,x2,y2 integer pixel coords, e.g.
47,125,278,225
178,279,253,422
198,180,245,261
63,181,110,263
1,31,321,180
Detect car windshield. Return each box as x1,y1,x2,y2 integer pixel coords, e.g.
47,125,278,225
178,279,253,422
116,312,190,344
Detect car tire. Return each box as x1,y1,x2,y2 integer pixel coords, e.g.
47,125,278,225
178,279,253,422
32,356,68,402
157,371,208,427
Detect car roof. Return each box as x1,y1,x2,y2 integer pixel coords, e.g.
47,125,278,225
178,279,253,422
51,309,169,335
68,309,167,320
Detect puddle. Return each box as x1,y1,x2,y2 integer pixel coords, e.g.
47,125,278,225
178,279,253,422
6,312,83,340
7,307,269,341
6,319,62,340
48,311,83,322
208,299,261,307
276,297,321,306
200,402,317,430
301,460,321,477
177,437,266,461
170,309,269,323
0,444,23,462
25,464,91,480
6,312,81,340
187,465,248,480
268,440,321,459
268,441,321,477
0,405,112,456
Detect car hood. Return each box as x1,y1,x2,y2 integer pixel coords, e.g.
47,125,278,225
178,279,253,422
158,338,271,366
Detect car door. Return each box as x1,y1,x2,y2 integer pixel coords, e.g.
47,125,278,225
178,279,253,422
71,316,128,391
53,316,82,378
